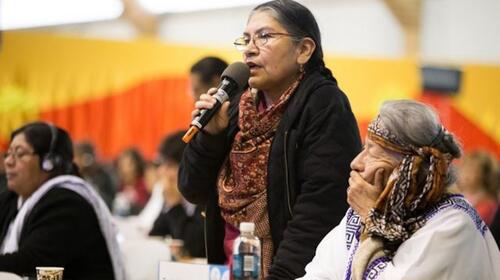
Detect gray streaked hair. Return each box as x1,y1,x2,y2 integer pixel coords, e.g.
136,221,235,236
378,100,462,185
250,0,334,79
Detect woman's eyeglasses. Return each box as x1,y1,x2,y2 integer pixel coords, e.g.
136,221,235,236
233,31,299,52
3,149,36,161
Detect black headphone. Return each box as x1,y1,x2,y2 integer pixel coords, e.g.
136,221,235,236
41,123,63,172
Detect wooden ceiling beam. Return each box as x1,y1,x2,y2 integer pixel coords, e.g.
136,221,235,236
121,0,159,36
383,0,421,57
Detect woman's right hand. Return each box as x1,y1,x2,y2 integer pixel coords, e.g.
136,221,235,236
192,88,230,135
347,169,386,222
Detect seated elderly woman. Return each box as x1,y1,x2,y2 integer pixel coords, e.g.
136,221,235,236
0,122,125,280
299,100,500,280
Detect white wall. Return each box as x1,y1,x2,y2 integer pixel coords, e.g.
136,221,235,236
158,6,253,49
158,0,405,58
421,0,500,64
35,0,500,64
311,0,404,57
35,19,137,40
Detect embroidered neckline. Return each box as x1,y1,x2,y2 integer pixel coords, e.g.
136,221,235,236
344,194,488,280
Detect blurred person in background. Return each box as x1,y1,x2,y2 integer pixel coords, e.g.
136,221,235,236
125,57,228,233
74,141,116,210
127,161,164,233
116,57,229,232
189,56,228,100
144,161,158,195
149,131,205,258
127,160,165,233
0,122,124,279
179,0,361,278
114,148,150,216
0,150,6,193
457,150,499,226
300,100,500,280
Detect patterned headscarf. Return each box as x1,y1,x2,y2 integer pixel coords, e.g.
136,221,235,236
351,114,459,280
365,115,454,253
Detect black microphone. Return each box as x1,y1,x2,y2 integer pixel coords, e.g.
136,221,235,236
182,62,250,143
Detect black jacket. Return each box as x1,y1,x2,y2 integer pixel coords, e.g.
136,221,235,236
0,173,6,193
82,164,116,210
179,70,361,279
490,209,500,249
149,204,205,258
0,188,114,280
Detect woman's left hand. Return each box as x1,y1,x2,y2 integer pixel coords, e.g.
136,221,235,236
347,169,385,221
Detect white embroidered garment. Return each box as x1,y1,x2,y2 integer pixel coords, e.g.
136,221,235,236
298,195,500,280
1,175,127,280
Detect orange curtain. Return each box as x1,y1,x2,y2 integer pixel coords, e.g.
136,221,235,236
40,77,192,160
0,31,239,160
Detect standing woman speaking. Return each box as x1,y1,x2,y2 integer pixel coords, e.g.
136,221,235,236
179,0,361,279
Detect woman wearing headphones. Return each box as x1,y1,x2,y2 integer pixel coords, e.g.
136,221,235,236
0,122,125,280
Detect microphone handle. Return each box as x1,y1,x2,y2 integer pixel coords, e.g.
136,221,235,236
182,126,199,143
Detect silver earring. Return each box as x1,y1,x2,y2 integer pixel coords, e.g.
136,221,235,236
299,64,305,73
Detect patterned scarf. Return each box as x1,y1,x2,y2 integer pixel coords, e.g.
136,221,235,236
352,115,454,280
217,74,302,279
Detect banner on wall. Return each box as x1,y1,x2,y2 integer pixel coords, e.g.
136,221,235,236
0,32,498,158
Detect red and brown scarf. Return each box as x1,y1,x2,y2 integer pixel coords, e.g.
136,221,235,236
217,75,303,279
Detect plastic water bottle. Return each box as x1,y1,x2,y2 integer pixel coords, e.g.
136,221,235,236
232,222,261,280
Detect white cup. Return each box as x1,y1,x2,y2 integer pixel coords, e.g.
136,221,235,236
36,267,64,280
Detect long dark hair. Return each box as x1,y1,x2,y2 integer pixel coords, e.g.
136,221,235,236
252,0,336,82
10,122,80,177
118,148,146,179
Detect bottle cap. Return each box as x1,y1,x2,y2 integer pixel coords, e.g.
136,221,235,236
239,222,255,233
